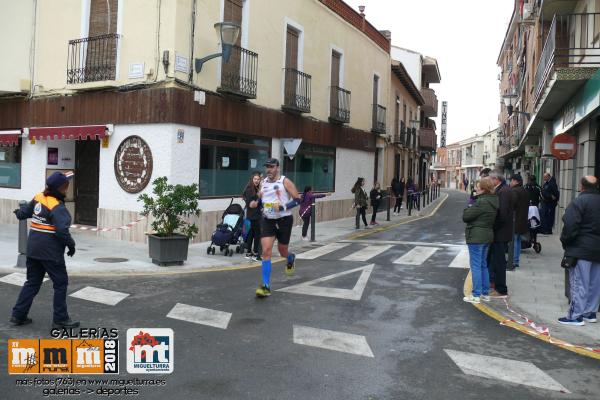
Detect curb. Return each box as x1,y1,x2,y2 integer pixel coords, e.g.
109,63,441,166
61,193,448,278
463,270,600,361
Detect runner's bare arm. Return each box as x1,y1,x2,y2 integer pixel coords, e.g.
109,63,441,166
279,178,302,210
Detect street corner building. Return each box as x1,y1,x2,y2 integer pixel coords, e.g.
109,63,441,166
0,0,440,243
497,0,600,231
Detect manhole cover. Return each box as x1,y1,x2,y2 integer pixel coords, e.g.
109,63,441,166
94,257,129,263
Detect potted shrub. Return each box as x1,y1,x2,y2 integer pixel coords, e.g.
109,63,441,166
138,177,201,266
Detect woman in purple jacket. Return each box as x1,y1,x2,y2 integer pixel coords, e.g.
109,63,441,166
299,186,331,241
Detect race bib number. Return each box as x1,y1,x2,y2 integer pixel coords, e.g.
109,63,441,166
263,202,280,218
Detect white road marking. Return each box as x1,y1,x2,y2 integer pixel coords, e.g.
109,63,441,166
341,245,392,261
393,246,440,265
296,242,350,260
341,239,464,248
277,264,374,300
444,349,570,393
167,303,232,329
0,272,49,287
69,286,130,306
448,246,470,269
293,325,374,357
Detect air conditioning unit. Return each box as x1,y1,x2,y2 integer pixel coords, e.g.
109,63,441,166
522,3,534,21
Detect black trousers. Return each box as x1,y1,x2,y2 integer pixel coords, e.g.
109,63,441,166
302,215,311,237
371,203,379,223
355,206,368,228
245,219,261,254
393,196,402,213
12,257,69,322
490,242,508,295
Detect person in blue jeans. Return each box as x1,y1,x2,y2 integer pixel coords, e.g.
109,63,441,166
462,177,499,304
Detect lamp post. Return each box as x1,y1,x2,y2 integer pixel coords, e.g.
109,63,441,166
502,92,531,120
194,22,241,73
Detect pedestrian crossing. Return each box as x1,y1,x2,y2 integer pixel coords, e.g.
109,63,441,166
393,246,439,265
340,244,393,262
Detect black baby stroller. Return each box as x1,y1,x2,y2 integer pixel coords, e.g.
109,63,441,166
521,204,542,253
207,200,245,256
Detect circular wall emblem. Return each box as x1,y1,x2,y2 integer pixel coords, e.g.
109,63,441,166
114,136,153,193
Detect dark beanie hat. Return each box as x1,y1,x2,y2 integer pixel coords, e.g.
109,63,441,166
46,171,74,190
510,174,523,183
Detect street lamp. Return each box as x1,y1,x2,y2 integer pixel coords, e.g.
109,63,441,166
194,22,241,73
502,92,531,120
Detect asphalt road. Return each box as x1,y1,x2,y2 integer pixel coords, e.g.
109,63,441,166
0,190,598,400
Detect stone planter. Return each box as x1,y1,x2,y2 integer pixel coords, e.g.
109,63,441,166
148,234,189,266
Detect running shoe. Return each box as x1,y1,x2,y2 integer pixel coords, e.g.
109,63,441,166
245,253,254,260
463,295,480,304
583,313,597,323
480,295,491,302
255,285,271,298
285,253,296,276
252,255,262,261
558,317,585,326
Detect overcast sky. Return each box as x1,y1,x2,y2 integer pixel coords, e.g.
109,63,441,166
343,0,515,144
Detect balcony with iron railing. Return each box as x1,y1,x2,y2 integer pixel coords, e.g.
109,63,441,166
67,34,119,84
218,45,258,99
329,86,351,124
282,68,311,113
534,13,600,106
421,88,438,118
371,104,386,134
419,127,436,151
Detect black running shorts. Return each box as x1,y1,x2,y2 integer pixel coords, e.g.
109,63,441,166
260,215,293,245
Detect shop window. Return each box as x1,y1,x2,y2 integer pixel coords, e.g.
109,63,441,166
0,140,22,188
200,131,269,197
283,144,335,192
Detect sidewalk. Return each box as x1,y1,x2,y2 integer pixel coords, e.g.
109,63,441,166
0,194,446,276
473,232,600,353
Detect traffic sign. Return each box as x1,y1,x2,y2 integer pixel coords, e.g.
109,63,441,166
550,133,577,160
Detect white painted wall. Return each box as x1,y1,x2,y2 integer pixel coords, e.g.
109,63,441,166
46,139,75,170
391,46,422,90
333,148,375,200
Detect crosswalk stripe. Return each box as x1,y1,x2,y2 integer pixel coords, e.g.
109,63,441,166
293,325,374,357
341,245,392,262
297,242,350,260
393,246,440,265
444,349,570,393
341,239,464,248
166,303,232,329
69,286,130,306
0,272,49,287
448,246,469,269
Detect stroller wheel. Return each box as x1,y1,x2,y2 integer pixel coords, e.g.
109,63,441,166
207,247,211,255
534,242,542,253
211,247,216,255
228,249,234,257
236,245,241,254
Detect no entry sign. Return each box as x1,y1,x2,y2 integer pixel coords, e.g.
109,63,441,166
550,133,577,160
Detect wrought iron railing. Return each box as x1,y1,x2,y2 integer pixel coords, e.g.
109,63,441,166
534,13,600,104
67,34,119,84
283,68,311,113
372,104,386,134
219,45,258,99
419,127,436,150
329,86,351,123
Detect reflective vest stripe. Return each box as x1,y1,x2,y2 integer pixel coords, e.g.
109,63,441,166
30,222,56,232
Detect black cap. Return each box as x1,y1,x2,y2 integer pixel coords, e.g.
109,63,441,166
264,158,279,167
510,174,523,183
46,171,74,190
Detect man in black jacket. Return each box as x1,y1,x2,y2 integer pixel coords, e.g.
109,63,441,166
488,171,515,297
509,174,530,270
559,176,600,326
540,173,560,234
10,172,79,329
524,175,542,207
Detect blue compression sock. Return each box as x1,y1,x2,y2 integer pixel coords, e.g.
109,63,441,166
287,253,295,263
261,259,272,287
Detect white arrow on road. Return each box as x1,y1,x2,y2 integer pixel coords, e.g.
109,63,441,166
276,264,374,300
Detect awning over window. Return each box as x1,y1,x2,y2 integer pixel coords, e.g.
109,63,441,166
28,125,108,141
0,130,22,146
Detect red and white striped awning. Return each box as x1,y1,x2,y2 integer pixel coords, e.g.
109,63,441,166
28,125,108,141
0,130,22,146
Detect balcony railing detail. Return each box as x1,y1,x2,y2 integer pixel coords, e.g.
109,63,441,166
219,45,258,99
329,86,351,123
372,104,386,134
67,34,119,84
421,88,438,117
283,68,311,113
534,13,600,104
419,127,437,151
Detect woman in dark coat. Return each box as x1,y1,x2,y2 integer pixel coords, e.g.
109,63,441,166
391,178,405,215
462,177,499,304
242,172,262,260
369,182,383,225
352,177,369,229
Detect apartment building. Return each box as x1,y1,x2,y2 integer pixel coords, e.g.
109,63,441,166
497,0,600,231
0,0,393,242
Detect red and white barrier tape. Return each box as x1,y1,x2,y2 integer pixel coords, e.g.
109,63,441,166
70,216,146,232
498,298,600,354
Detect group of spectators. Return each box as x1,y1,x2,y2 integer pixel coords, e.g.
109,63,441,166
462,168,600,326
